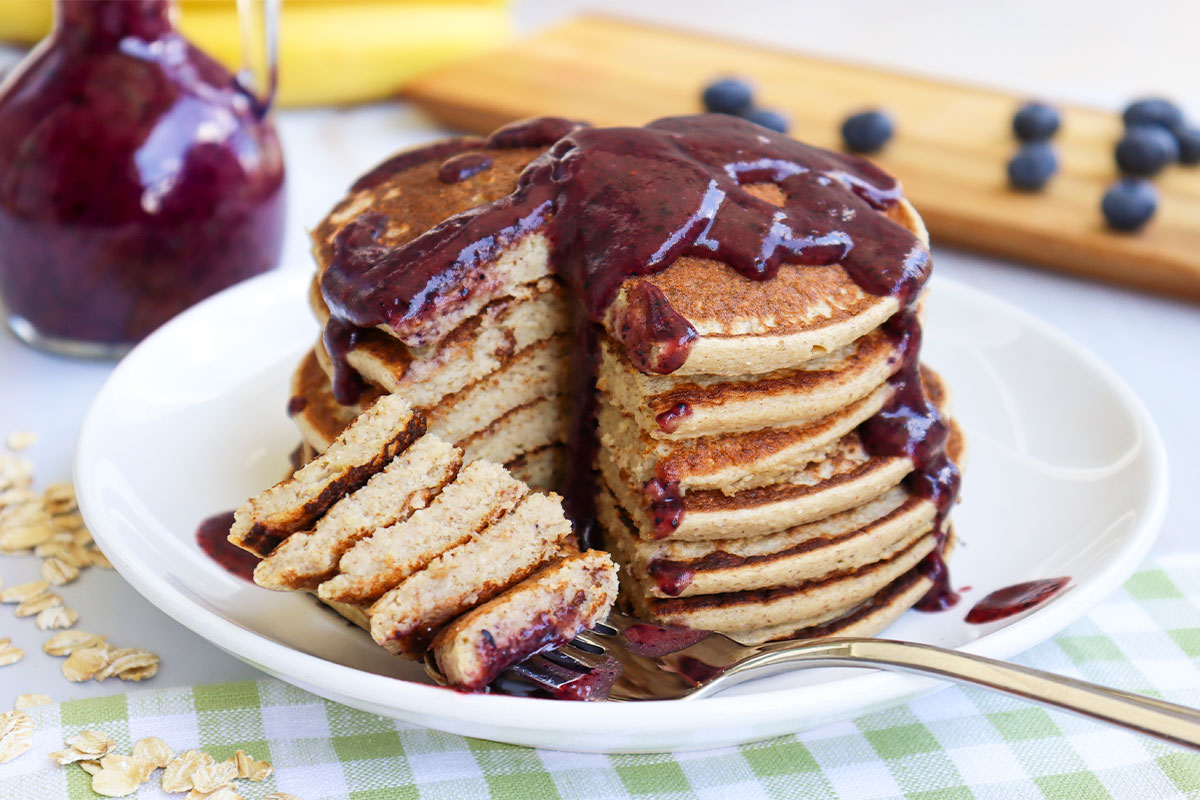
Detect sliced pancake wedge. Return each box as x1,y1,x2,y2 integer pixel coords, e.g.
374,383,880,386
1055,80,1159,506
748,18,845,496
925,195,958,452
505,444,565,491
310,276,569,408
230,394,424,557
368,492,576,656
254,434,462,591
431,550,619,691
318,460,528,605
600,485,936,597
460,395,567,466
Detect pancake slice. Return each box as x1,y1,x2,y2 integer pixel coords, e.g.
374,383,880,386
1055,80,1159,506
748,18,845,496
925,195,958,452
505,444,565,491
460,395,567,466
318,460,528,605
254,435,463,591
600,485,935,597
431,551,619,691
368,493,576,656
230,394,424,557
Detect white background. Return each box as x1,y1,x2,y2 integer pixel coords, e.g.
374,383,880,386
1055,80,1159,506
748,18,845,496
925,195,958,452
0,0,1197,708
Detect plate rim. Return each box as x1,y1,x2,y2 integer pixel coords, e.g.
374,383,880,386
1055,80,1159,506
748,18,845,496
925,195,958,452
74,269,1170,749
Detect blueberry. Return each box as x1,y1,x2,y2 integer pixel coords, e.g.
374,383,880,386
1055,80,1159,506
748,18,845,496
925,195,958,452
702,78,754,116
1122,97,1184,131
1012,101,1060,141
841,110,893,153
1006,142,1058,191
1101,178,1157,232
1115,125,1178,176
743,108,789,133
1174,126,1200,165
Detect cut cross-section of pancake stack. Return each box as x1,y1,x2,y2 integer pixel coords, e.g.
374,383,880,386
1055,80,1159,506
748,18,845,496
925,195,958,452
230,394,618,690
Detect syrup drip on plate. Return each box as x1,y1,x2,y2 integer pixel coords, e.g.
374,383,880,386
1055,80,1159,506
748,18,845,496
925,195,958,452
965,578,1070,624
195,511,259,582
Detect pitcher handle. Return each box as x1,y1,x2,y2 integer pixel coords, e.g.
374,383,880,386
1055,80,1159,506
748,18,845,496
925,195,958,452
234,0,280,118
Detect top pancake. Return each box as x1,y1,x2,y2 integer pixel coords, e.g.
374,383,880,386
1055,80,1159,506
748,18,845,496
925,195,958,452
312,137,930,376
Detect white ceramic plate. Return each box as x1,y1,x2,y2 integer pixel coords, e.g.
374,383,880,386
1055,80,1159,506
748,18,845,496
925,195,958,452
76,269,1168,753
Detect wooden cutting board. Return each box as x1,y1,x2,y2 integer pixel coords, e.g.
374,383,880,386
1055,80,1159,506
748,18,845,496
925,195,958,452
403,15,1200,302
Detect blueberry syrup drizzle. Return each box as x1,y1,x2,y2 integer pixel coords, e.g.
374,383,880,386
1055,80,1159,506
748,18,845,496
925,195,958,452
655,402,692,434
319,115,953,595
965,578,1070,624
195,511,259,582
437,152,494,184
858,309,962,610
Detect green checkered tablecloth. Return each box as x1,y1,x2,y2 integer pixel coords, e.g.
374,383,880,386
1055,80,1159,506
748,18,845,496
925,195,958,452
4,556,1200,800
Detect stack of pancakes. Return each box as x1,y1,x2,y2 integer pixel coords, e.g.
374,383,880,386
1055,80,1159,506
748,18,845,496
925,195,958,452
230,393,618,690
279,115,964,656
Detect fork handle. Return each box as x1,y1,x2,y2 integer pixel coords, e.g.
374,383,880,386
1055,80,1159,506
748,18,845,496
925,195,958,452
743,638,1200,750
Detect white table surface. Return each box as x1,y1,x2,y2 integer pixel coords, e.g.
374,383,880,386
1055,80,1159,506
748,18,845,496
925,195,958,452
0,0,1197,721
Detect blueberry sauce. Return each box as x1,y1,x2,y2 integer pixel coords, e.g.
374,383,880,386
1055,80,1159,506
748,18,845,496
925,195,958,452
195,511,259,582
965,578,1070,624
655,402,693,434
286,396,307,416
438,152,494,184
622,622,710,657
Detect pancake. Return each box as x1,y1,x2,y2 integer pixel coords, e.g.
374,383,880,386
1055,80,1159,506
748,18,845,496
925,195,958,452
289,348,371,453
254,434,462,591
460,395,567,466
230,394,424,557
730,531,958,644
431,550,620,691
597,324,905,440
505,444,565,491
620,527,938,634
368,492,576,656
311,135,928,377
597,381,892,495
310,275,569,408
318,459,528,605
599,485,936,597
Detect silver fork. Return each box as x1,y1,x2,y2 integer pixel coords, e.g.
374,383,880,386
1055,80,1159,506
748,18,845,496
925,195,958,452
425,610,1200,751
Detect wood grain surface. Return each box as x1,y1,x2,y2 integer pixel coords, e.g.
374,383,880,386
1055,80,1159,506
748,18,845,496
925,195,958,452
403,16,1200,301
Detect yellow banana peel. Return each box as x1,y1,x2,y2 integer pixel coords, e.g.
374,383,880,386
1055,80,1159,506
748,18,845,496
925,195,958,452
0,0,510,107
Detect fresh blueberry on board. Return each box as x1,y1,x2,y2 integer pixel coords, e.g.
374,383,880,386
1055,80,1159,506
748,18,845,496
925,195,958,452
1006,142,1058,191
1174,126,1200,165
743,108,789,133
701,78,754,116
1115,125,1179,176
1122,97,1185,131
841,110,894,153
1101,178,1158,231
1012,101,1060,142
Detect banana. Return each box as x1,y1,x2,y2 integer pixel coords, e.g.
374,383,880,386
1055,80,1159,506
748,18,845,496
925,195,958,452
0,0,510,107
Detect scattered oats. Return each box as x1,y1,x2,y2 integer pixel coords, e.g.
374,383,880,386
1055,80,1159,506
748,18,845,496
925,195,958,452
0,710,33,763
73,527,94,547
1,579,49,603
0,641,24,666
51,511,84,529
44,629,105,656
36,604,78,630
118,662,158,681
6,431,37,451
95,648,158,682
0,502,48,529
43,482,75,506
0,453,33,490
89,548,113,569
162,750,216,792
50,747,93,765
69,729,116,756
42,556,80,586
189,759,238,793
230,749,273,781
264,794,302,800
91,752,154,797
131,736,173,769
63,646,109,681
13,693,52,709
79,758,103,776
0,488,35,508
15,589,62,617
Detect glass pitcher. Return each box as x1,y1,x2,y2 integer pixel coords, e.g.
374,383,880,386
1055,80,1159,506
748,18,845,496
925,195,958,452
0,0,285,356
